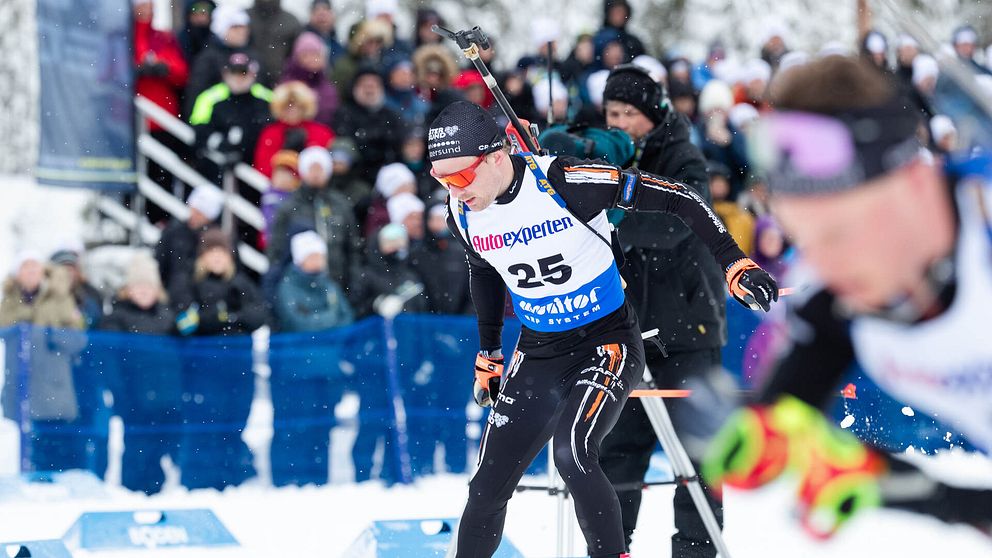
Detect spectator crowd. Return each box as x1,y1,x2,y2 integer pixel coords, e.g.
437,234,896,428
3,0,992,494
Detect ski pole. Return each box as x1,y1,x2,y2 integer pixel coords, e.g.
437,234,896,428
432,24,542,154
546,40,555,128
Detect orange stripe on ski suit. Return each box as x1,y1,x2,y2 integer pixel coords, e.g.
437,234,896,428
640,175,685,191
584,344,622,421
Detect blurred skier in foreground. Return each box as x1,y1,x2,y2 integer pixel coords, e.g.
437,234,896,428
703,55,992,540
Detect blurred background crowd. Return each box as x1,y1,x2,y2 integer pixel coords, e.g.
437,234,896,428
2,0,989,495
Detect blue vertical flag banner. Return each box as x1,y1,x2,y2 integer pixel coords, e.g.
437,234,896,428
36,0,136,191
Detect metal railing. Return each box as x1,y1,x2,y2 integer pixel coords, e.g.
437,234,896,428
109,95,271,274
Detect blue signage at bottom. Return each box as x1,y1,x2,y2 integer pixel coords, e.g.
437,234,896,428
0,540,72,558
343,518,524,558
63,509,238,551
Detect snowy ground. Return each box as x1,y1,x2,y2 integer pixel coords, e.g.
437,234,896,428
0,446,991,557
1,385,991,557
1,176,991,556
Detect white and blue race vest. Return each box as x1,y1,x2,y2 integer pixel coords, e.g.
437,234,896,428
450,154,625,332
851,180,992,452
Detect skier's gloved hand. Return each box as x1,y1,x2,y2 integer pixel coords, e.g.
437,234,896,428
473,351,503,407
702,396,811,495
704,395,887,538
795,417,886,539
882,465,992,529
726,258,778,312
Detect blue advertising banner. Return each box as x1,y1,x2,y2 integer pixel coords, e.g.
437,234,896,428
63,509,238,551
342,518,525,558
36,0,136,190
0,540,72,558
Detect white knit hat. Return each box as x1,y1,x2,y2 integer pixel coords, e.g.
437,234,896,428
729,103,759,130
776,51,809,76
817,41,851,59
631,55,668,84
125,253,162,289
386,192,425,225
298,146,334,178
912,54,939,86
375,162,416,198
586,69,610,108
366,0,398,19
291,230,327,267
698,80,734,115
532,78,568,114
929,115,956,144
210,4,249,39
744,58,771,84
187,185,225,221
531,18,560,50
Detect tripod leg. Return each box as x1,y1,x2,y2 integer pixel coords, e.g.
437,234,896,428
640,395,734,558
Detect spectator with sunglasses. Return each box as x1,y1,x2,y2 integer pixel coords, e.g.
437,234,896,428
703,55,992,539
428,100,777,558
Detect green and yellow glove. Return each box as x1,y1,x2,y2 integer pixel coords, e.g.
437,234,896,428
795,413,886,539
702,395,813,494
702,395,887,538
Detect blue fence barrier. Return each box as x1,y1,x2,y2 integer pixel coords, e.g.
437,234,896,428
0,303,967,489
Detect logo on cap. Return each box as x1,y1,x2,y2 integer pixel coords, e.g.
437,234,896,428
429,125,459,141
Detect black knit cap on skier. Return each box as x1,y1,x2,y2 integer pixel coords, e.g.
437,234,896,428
428,101,505,162
603,64,669,124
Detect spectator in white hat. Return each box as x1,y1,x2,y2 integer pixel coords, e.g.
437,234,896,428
861,30,890,71
184,4,252,114
367,0,399,22
951,24,992,75
387,192,426,241
929,115,958,154
895,34,919,85
298,145,334,188
365,162,418,239
266,144,362,307
743,58,771,107
270,228,353,487
728,102,759,133
912,54,940,97
275,230,352,332
533,77,570,123
531,17,561,59
154,185,226,307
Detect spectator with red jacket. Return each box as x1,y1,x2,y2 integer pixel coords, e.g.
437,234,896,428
134,0,188,128
254,81,335,178
134,0,190,224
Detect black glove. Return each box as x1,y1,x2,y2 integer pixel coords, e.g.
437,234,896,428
136,61,169,77
882,459,992,528
726,258,779,312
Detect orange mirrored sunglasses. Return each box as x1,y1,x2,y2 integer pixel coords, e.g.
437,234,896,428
430,153,488,189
